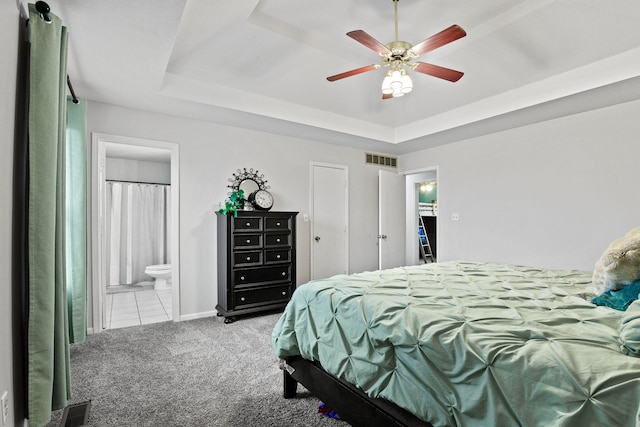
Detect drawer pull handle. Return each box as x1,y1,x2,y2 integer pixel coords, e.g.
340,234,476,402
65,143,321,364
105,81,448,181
246,222,251,226
246,239,251,243
276,255,281,259
240,276,245,281
281,272,286,276
276,238,281,242
276,222,281,226
246,256,251,261
282,291,286,296
240,297,245,302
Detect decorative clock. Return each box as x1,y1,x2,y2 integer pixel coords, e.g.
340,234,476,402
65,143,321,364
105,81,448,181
248,189,274,211
226,168,273,210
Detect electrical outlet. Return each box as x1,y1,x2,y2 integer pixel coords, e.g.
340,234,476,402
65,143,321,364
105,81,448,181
1,391,8,425
451,213,460,221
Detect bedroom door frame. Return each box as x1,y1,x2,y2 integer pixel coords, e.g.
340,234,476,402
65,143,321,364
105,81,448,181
404,166,439,266
90,133,180,333
309,161,349,280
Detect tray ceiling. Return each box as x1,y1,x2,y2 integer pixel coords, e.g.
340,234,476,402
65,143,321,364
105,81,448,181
53,0,640,153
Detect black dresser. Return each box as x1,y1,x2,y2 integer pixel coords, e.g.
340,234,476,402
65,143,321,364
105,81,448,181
216,211,298,323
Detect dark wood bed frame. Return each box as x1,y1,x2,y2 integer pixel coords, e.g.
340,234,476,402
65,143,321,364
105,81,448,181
282,356,433,427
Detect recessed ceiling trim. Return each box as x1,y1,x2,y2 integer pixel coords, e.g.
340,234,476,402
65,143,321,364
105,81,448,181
396,46,640,143
160,72,396,143
161,45,640,146
248,1,359,64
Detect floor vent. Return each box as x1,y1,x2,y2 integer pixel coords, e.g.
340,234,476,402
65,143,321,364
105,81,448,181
365,152,397,168
60,401,91,427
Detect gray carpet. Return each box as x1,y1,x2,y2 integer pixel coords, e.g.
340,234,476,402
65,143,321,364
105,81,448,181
46,313,344,427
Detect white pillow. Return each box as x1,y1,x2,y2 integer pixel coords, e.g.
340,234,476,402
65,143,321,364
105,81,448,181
593,226,640,295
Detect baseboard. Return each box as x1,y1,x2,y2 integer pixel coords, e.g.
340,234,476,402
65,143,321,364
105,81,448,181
86,327,94,335
179,310,218,322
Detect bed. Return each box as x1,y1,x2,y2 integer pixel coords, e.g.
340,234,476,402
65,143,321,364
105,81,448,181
272,261,640,426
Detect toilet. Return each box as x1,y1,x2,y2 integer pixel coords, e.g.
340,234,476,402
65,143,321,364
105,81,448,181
144,264,172,290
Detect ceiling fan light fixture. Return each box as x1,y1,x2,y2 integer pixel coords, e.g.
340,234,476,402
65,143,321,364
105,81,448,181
389,70,403,90
381,70,394,94
382,69,412,97
401,72,413,94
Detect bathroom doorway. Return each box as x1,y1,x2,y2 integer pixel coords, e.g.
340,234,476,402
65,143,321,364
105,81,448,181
91,133,180,331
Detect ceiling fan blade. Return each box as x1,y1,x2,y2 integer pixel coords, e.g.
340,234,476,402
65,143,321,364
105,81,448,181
412,62,464,82
347,30,391,56
410,25,466,57
327,64,380,82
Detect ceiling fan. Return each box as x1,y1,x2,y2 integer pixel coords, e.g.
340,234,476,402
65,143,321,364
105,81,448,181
327,0,466,99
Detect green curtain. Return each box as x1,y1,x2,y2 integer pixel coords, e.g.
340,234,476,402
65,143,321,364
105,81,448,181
65,97,87,345
27,4,71,426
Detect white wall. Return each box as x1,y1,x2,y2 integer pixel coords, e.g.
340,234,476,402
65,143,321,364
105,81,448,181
87,101,383,320
106,157,171,184
1,3,19,426
400,99,640,272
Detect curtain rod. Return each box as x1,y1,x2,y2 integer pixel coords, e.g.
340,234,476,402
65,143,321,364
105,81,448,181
29,1,79,104
106,179,171,186
67,76,78,104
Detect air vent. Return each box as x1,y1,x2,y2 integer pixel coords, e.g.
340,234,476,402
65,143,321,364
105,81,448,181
60,401,91,427
365,153,397,168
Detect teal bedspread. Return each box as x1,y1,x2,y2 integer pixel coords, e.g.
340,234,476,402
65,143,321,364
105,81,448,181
272,261,640,426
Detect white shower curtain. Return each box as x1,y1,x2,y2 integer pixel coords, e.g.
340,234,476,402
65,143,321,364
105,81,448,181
105,182,171,286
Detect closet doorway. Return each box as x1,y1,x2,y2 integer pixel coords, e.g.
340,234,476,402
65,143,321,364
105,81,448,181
404,168,438,266
91,133,180,332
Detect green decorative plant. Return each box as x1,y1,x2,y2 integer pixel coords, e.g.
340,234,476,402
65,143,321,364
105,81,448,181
218,190,245,217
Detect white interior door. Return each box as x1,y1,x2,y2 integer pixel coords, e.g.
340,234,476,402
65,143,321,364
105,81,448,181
379,170,405,269
311,163,348,280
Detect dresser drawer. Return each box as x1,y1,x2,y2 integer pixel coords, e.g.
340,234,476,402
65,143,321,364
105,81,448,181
264,233,290,247
265,249,290,264
233,234,262,249
233,216,262,232
234,285,291,308
233,251,262,267
234,265,291,287
265,217,291,231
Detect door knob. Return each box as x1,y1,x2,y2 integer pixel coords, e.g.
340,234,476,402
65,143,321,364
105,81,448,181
314,236,321,242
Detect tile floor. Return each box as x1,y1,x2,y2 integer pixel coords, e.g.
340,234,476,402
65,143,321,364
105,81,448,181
105,288,172,329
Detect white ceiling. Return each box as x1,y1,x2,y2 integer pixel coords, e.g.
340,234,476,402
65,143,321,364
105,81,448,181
44,0,640,154
105,143,171,163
